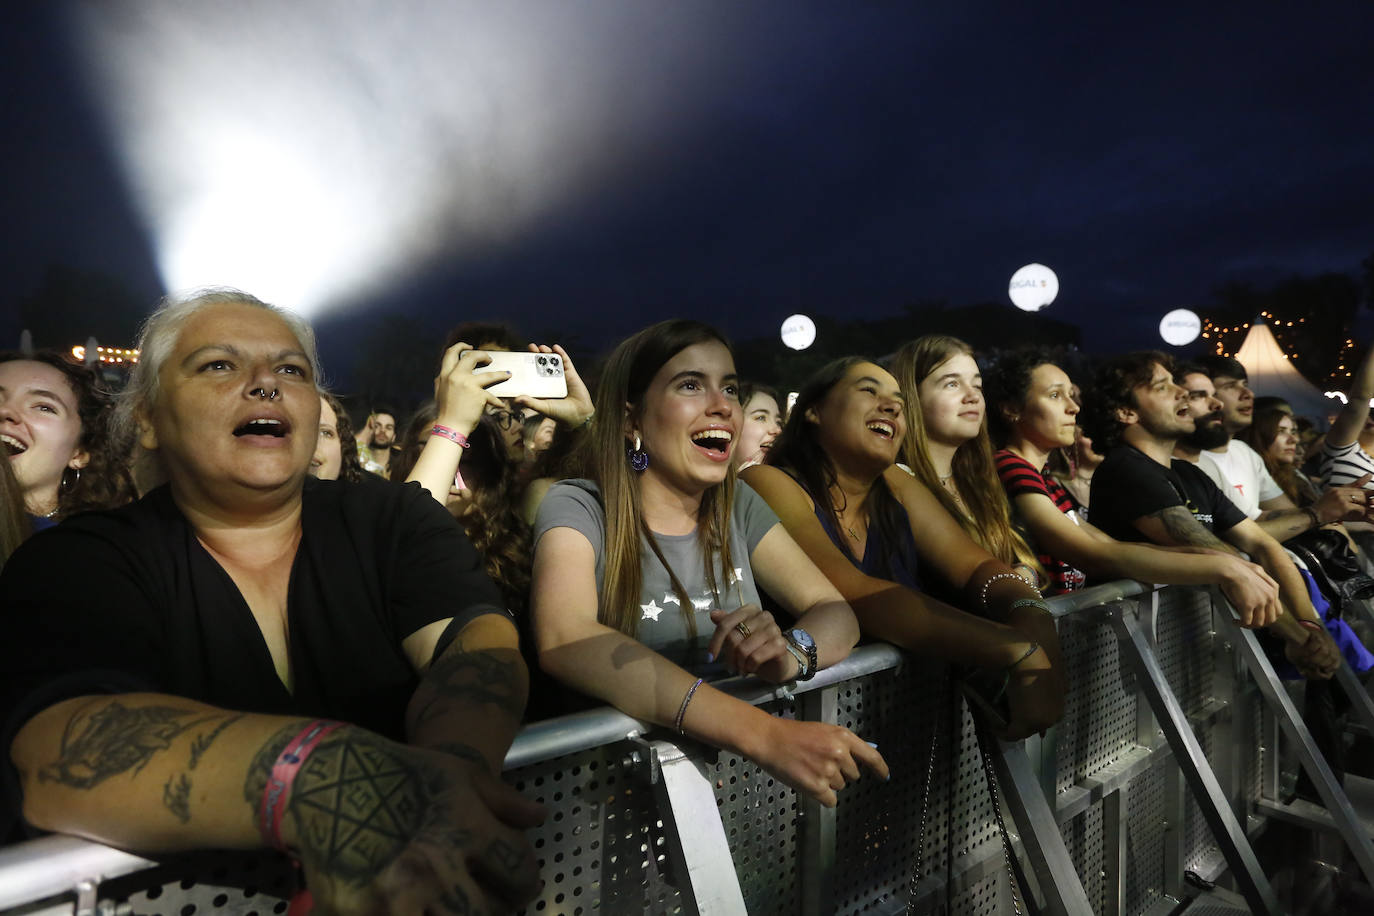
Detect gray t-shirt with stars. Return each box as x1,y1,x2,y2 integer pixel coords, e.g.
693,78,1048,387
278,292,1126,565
533,479,781,672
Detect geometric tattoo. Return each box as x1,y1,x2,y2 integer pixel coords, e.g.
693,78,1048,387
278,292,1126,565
245,725,444,885
38,702,216,789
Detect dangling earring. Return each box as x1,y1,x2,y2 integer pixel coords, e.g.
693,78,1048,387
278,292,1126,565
627,433,649,472
61,466,82,491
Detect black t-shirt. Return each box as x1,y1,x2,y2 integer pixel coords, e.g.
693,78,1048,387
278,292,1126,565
1088,445,1247,543
1,476,506,746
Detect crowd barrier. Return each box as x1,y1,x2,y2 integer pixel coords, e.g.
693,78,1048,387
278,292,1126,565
3,581,1373,915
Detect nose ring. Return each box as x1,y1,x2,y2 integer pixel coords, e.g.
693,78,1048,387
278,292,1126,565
252,387,279,401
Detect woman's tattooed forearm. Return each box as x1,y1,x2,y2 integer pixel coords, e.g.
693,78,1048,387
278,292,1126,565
38,702,220,789
188,715,244,769
243,724,450,884
409,647,524,736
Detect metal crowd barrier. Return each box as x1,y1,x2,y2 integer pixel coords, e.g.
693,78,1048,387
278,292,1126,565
2,581,1373,915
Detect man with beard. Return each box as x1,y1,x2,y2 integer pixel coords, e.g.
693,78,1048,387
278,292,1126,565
358,407,400,476
1081,351,1339,679
1175,361,1368,541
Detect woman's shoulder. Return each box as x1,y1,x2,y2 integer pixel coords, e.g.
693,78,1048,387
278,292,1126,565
533,479,606,536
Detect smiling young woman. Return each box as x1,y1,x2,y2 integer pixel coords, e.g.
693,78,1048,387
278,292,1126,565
530,320,888,807
742,356,1064,738
0,350,133,525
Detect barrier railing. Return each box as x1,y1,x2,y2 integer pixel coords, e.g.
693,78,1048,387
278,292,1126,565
1,581,1370,915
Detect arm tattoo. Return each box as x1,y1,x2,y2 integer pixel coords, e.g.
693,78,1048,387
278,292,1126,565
1149,506,1232,550
409,645,523,732
38,702,218,789
162,773,192,823
189,715,244,769
244,724,448,883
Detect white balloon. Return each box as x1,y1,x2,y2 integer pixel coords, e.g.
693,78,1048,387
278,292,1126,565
1008,263,1059,311
781,314,817,351
1158,309,1201,346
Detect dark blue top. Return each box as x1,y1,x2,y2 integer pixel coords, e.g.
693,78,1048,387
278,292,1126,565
813,502,922,590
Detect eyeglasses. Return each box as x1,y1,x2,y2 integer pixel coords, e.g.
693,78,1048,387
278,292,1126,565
488,409,518,429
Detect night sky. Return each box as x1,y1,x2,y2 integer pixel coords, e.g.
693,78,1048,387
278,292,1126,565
3,2,1373,383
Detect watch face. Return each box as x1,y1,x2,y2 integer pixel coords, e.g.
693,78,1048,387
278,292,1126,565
790,628,815,649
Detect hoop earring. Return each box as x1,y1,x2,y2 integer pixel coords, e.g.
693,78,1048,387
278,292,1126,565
627,433,649,472
61,466,82,491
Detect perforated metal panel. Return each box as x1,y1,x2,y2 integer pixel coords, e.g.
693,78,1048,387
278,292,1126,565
1156,588,1216,717
1123,760,1168,916
829,663,1013,916
511,742,684,916
96,850,296,916
1064,802,1105,911
1054,613,1139,797
710,695,801,915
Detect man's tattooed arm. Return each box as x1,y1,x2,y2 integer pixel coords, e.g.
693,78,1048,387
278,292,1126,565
405,619,529,771
1135,506,1241,554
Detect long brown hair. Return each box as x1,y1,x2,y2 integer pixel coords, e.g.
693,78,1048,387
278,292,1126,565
1240,408,1305,506
567,320,739,639
888,336,1040,572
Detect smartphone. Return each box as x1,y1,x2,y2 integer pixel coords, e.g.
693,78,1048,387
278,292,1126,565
471,350,568,399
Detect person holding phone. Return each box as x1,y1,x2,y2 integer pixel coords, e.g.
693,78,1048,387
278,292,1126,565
406,341,594,507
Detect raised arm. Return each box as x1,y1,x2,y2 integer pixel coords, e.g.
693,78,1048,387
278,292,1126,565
12,694,542,914
407,342,507,505
531,525,887,806
1328,342,1374,449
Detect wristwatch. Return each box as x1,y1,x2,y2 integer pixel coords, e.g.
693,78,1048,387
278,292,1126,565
785,628,818,681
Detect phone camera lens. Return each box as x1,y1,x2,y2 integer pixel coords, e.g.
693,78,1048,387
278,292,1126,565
537,356,547,365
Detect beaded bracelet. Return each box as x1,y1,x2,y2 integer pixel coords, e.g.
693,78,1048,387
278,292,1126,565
259,720,344,851
430,424,471,448
979,572,1040,610
674,678,705,734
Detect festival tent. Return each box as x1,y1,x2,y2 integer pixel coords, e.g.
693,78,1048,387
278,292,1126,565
1233,320,1343,423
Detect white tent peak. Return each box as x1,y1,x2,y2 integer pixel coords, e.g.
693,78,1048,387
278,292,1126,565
1232,321,1341,422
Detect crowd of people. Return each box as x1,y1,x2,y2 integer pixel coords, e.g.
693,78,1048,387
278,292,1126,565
3,287,1373,913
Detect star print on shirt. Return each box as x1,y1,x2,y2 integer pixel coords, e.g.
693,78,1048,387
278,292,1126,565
641,600,663,622
662,594,681,606
728,567,743,584
692,597,713,610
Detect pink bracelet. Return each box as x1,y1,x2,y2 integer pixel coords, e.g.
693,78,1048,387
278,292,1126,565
258,720,344,851
430,424,471,448
1298,619,1324,634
